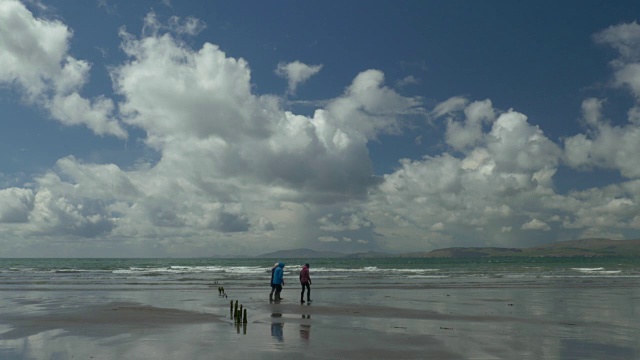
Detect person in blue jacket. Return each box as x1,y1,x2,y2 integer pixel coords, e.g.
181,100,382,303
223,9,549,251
269,262,279,301
272,262,285,301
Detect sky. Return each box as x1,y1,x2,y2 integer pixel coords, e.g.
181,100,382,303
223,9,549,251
2,0,640,257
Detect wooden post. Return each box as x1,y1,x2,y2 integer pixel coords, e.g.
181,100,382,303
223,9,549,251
243,308,247,324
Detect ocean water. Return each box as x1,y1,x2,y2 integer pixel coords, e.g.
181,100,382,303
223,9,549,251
1,256,639,290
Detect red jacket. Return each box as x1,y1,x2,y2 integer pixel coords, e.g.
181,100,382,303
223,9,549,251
299,265,311,284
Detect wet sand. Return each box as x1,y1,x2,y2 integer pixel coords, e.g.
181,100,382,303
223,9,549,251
0,285,639,359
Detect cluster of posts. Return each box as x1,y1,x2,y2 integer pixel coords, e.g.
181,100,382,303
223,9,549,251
217,283,247,334
231,299,248,335
231,299,248,324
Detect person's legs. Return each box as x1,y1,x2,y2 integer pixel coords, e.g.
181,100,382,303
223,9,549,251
301,283,310,302
269,284,275,301
275,284,283,300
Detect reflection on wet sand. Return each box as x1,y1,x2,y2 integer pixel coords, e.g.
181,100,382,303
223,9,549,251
300,313,312,340
1,284,639,359
271,313,283,341
300,324,311,340
235,322,246,335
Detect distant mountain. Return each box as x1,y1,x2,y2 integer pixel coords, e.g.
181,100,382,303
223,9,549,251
401,238,640,258
255,238,640,259
401,247,523,258
255,248,345,258
522,238,640,257
343,251,391,259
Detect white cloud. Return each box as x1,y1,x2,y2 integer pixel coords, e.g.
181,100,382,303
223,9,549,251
0,0,126,138
366,105,566,251
564,98,640,178
594,21,640,63
445,99,496,151
594,22,640,101
321,69,424,142
275,60,323,95
318,211,372,232
561,25,640,180
112,24,418,207
0,188,34,223
521,219,551,231
0,12,423,255
3,10,640,256
488,110,561,173
318,236,339,242
396,75,420,87
431,222,444,231
143,12,205,37
431,96,469,119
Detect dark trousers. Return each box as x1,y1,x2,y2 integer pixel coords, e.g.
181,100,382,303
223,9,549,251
301,283,310,301
274,284,283,299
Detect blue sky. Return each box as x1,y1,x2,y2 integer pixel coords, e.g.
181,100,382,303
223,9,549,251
1,0,640,257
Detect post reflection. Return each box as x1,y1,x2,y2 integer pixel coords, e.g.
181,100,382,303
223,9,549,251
235,322,246,335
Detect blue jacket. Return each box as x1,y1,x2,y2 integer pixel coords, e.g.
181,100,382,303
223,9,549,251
272,263,285,285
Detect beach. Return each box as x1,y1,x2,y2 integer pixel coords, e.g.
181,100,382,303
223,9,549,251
1,284,639,359
1,257,639,359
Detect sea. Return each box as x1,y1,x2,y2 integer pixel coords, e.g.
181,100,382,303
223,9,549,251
1,256,639,290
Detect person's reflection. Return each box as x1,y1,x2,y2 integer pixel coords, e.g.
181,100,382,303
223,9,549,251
300,314,311,340
271,313,284,341
299,324,311,340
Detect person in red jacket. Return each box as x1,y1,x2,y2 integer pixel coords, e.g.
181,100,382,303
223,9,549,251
299,263,312,303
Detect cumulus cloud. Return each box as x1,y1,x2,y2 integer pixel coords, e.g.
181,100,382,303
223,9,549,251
0,0,126,137
275,60,323,95
367,101,567,250
0,12,423,255
444,99,496,151
366,77,640,252
318,211,372,232
0,188,34,223
561,23,640,180
2,9,640,256
564,98,640,178
112,21,419,208
594,21,640,99
521,219,551,231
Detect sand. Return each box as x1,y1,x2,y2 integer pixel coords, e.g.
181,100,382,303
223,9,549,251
0,285,639,359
